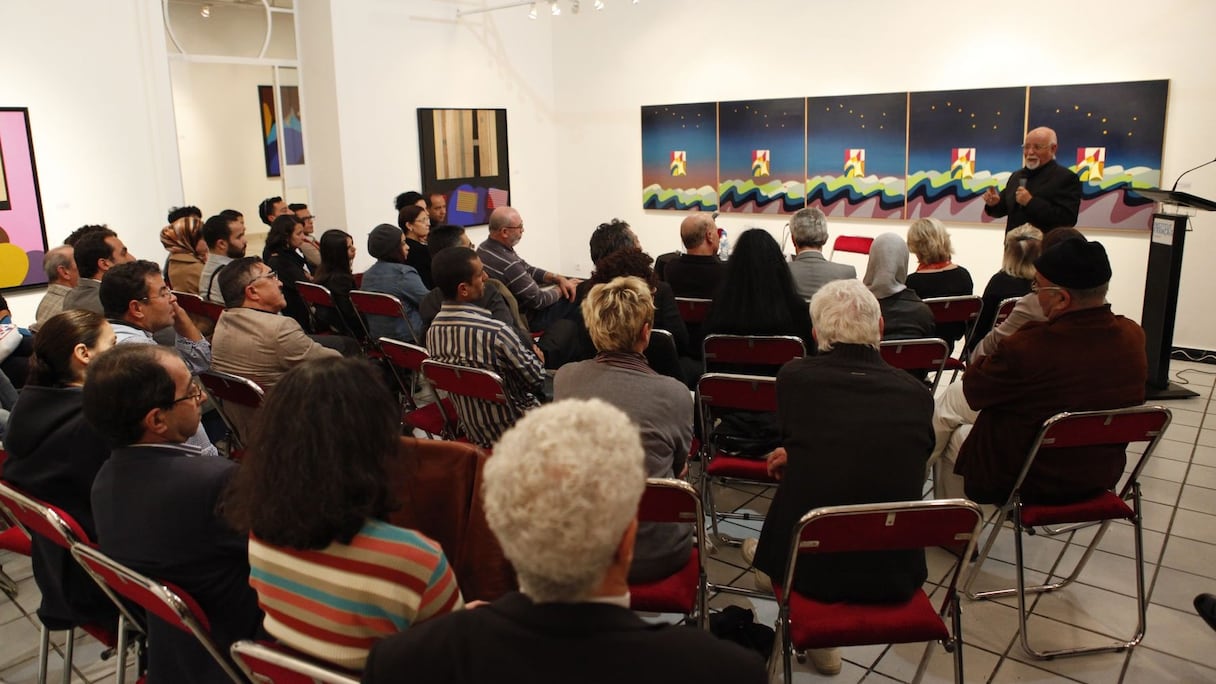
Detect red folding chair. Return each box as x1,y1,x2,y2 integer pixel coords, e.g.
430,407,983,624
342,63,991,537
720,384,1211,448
197,370,264,457
173,290,225,329
880,338,951,394
696,373,779,551
70,544,245,683
0,479,32,617
675,297,712,325
701,334,805,374
963,406,1172,659
295,281,350,337
774,499,983,684
993,296,1021,328
628,479,708,629
349,289,422,349
230,640,360,684
379,338,458,438
828,235,873,261
923,295,983,380
0,482,141,684
420,359,512,445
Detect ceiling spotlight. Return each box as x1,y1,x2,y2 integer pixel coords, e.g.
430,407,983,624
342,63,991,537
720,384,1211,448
571,0,580,13
200,3,211,18
550,1,561,16
594,0,605,8
528,2,537,18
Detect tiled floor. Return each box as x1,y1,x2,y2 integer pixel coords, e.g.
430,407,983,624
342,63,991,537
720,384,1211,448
4,361,1216,682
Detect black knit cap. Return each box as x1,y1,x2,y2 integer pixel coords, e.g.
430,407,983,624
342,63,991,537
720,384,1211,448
1034,238,1111,289
367,223,403,260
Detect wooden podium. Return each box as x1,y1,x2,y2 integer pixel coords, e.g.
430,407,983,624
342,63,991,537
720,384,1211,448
1133,189,1216,399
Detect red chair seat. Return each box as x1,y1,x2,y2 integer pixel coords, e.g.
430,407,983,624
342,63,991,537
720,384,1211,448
0,526,31,556
943,358,965,371
1019,491,1133,528
403,399,456,436
630,547,699,614
706,455,773,481
776,585,948,650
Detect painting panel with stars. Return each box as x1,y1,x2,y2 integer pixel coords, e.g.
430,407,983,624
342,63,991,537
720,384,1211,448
718,97,806,214
641,102,718,211
1029,79,1168,230
807,92,907,219
907,87,1026,223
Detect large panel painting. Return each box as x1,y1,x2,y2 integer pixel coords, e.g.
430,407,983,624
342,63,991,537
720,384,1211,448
806,92,907,219
718,98,805,214
641,102,717,211
0,108,49,290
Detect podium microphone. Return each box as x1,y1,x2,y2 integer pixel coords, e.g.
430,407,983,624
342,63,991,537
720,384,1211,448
1171,156,1216,192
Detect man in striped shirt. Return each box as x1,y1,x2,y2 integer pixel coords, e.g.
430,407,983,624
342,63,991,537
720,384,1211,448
426,247,545,447
477,206,581,332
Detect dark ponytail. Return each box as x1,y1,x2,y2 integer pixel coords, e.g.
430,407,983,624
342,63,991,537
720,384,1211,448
28,310,108,387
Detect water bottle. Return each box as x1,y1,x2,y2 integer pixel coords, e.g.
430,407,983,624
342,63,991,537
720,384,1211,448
718,228,731,261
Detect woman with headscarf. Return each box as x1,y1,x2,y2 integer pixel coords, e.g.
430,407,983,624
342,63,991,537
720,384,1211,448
863,232,935,341
160,215,208,295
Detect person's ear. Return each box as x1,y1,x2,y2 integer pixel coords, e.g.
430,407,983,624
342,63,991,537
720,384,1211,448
878,315,886,338
615,517,639,566
141,406,169,438
71,342,90,367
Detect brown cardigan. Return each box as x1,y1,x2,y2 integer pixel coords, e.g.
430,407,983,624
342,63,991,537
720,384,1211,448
386,437,516,601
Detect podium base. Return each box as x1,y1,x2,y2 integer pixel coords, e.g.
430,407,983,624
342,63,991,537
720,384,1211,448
1145,382,1200,400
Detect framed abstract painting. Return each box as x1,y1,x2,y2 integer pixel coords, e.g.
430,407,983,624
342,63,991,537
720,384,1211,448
718,98,806,214
0,108,50,290
807,92,907,219
418,108,510,227
641,102,718,211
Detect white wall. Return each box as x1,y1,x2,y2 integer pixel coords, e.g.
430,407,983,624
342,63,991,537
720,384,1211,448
1,0,179,322
309,0,562,274
550,0,1216,350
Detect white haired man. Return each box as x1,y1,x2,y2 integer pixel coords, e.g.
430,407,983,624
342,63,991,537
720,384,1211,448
364,399,767,684
982,126,1081,233
746,278,933,675
787,206,856,299
32,245,79,332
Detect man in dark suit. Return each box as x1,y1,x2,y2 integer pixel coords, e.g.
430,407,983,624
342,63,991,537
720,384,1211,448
663,213,726,300
364,399,766,684
982,126,1082,233
85,344,262,684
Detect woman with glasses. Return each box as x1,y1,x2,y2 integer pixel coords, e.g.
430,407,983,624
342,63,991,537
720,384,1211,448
2,310,119,631
398,204,434,288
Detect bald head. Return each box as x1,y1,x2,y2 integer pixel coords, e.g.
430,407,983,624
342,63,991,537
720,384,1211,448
488,207,524,248
1023,127,1059,169
680,214,718,254
489,207,519,232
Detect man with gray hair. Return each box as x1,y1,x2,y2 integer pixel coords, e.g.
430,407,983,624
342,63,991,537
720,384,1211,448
363,399,767,684
746,278,933,675
982,125,1081,233
787,206,856,299
31,245,79,331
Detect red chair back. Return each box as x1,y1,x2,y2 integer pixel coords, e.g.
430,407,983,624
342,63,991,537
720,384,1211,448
923,295,983,326
421,360,509,405
174,290,225,326
198,370,264,410
352,272,364,288
349,289,407,319
638,478,702,525
379,338,429,373
994,296,1020,327
0,481,91,549
230,640,360,684
696,373,778,414
675,297,712,325
1036,408,1170,450
830,235,873,258
790,500,983,560
880,338,950,392
295,281,335,308
702,334,805,370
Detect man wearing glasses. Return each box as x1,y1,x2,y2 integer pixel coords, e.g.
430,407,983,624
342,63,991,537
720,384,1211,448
982,126,1082,233
477,206,581,332
99,260,218,458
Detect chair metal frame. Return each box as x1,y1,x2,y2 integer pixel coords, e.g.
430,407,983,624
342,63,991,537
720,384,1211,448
922,295,983,381
295,280,362,340
773,499,983,684
674,297,712,325
172,290,225,329
379,338,457,438
993,296,1021,328
701,334,805,374
348,289,422,350
879,338,951,394
828,235,874,261
420,359,511,442
229,639,360,684
71,544,245,683
0,482,144,684
629,478,708,629
963,406,1172,659
197,369,265,453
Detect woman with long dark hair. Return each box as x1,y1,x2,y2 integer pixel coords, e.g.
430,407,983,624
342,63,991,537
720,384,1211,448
311,229,360,336
263,213,313,331
3,310,118,629
703,228,812,353
224,358,462,671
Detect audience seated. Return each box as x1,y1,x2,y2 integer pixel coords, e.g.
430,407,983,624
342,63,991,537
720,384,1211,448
223,358,462,671
399,204,434,289
2,310,119,632
263,214,314,332
663,213,726,300
0,296,34,388
85,344,263,684
100,260,218,457
31,245,78,332
967,224,1042,357
362,223,428,345
863,232,935,341
746,279,933,675
199,211,248,305
63,226,135,314
363,399,767,684
425,247,544,448
477,206,580,332
941,237,1146,504
394,191,426,212
554,276,694,583
310,229,361,336
425,191,448,226
289,203,321,269
904,218,972,346
787,207,856,300
160,215,208,295
258,196,291,228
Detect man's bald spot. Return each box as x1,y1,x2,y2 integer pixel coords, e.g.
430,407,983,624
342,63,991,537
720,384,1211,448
489,207,519,233
680,214,714,249
1026,126,1058,146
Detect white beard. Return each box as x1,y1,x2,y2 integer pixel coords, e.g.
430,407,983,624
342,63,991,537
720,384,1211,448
1024,157,1041,170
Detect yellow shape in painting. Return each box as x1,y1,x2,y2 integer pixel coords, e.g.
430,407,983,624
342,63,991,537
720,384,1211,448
751,150,770,177
0,244,30,287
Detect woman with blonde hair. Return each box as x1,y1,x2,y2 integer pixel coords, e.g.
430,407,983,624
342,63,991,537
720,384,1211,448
905,217,972,344
967,224,1043,355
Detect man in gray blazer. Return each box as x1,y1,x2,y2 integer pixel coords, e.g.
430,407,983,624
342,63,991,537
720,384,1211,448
787,207,856,299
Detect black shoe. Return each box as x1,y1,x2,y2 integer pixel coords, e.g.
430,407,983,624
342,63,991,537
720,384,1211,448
1194,594,1216,633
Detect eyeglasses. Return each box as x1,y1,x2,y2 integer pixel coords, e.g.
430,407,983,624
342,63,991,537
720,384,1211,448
1022,143,1052,151
504,224,524,230
300,215,316,222
170,382,205,406
140,286,173,302
248,270,279,286
1030,281,1065,294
